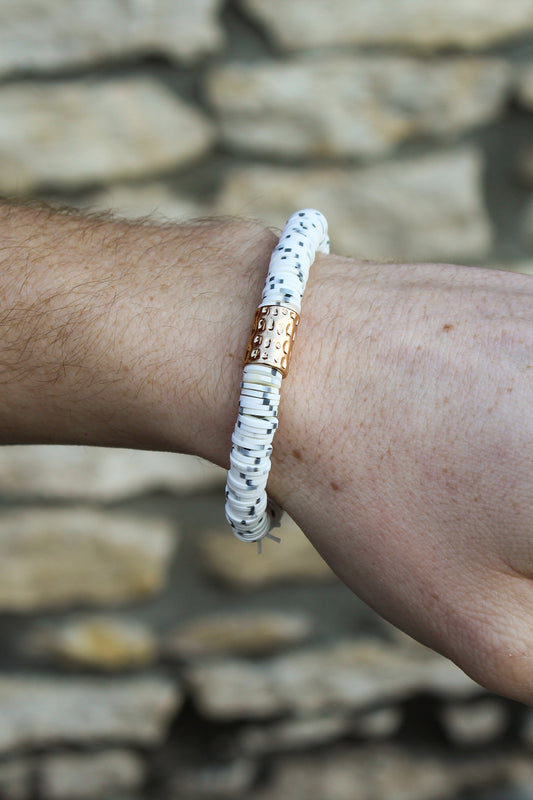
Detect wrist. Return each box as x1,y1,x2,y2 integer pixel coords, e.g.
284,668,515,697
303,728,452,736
108,218,279,459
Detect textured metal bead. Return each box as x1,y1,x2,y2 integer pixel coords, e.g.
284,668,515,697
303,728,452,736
244,305,300,377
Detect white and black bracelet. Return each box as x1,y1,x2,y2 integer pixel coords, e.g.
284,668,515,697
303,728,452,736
225,209,329,548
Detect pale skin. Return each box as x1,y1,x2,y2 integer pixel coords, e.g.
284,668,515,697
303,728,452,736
0,202,532,703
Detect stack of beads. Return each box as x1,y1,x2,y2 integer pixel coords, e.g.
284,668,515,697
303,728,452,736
225,209,329,546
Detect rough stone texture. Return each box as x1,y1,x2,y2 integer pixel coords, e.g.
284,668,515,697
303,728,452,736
239,0,533,51
187,639,480,720
250,745,533,800
81,182,207,223
0,2,526,797
0,508,176,610
198,515,335,590
0,446,224,499
216,148,492,262
0,0,223,75
25,616,157,671
39,750,145,800
208,56,510,159
440,699,509,746
0,78,214,194
164,610,313,659
0,674,180,753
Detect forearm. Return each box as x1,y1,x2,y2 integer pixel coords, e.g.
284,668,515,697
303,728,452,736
0,203,277,456
1,202,533,703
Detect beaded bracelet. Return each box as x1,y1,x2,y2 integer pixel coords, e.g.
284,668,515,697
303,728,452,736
225,209,329,548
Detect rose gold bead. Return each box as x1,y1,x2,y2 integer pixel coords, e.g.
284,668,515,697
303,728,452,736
244,305,300,377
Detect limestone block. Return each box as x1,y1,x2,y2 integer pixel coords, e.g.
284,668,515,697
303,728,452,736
250,745,533,800
440,698,509,746
351,707,404,740
217,149,492,262
0,79,214,194
238,713,364,756
0,674,180,752
0,508,177,610
187,638,480,720
198,515,335,590
239,0,533,51
0,445,224,499
39,750,145,800
0,750,147,800
0,0,223,75
208,56,510,159
80,182,207,223
25,615,158,670
165,610,313,659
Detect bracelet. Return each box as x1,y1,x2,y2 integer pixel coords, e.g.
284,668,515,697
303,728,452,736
225,209,329,548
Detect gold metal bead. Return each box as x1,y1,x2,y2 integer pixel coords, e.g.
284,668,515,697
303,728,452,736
244,305,300,377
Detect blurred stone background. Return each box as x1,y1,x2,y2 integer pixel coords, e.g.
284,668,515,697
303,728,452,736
0,1,532,799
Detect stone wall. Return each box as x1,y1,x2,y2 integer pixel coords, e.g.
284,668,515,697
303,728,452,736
0,2,532,799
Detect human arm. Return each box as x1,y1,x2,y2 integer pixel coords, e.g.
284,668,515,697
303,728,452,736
0,202,532,703
0,202,277,454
